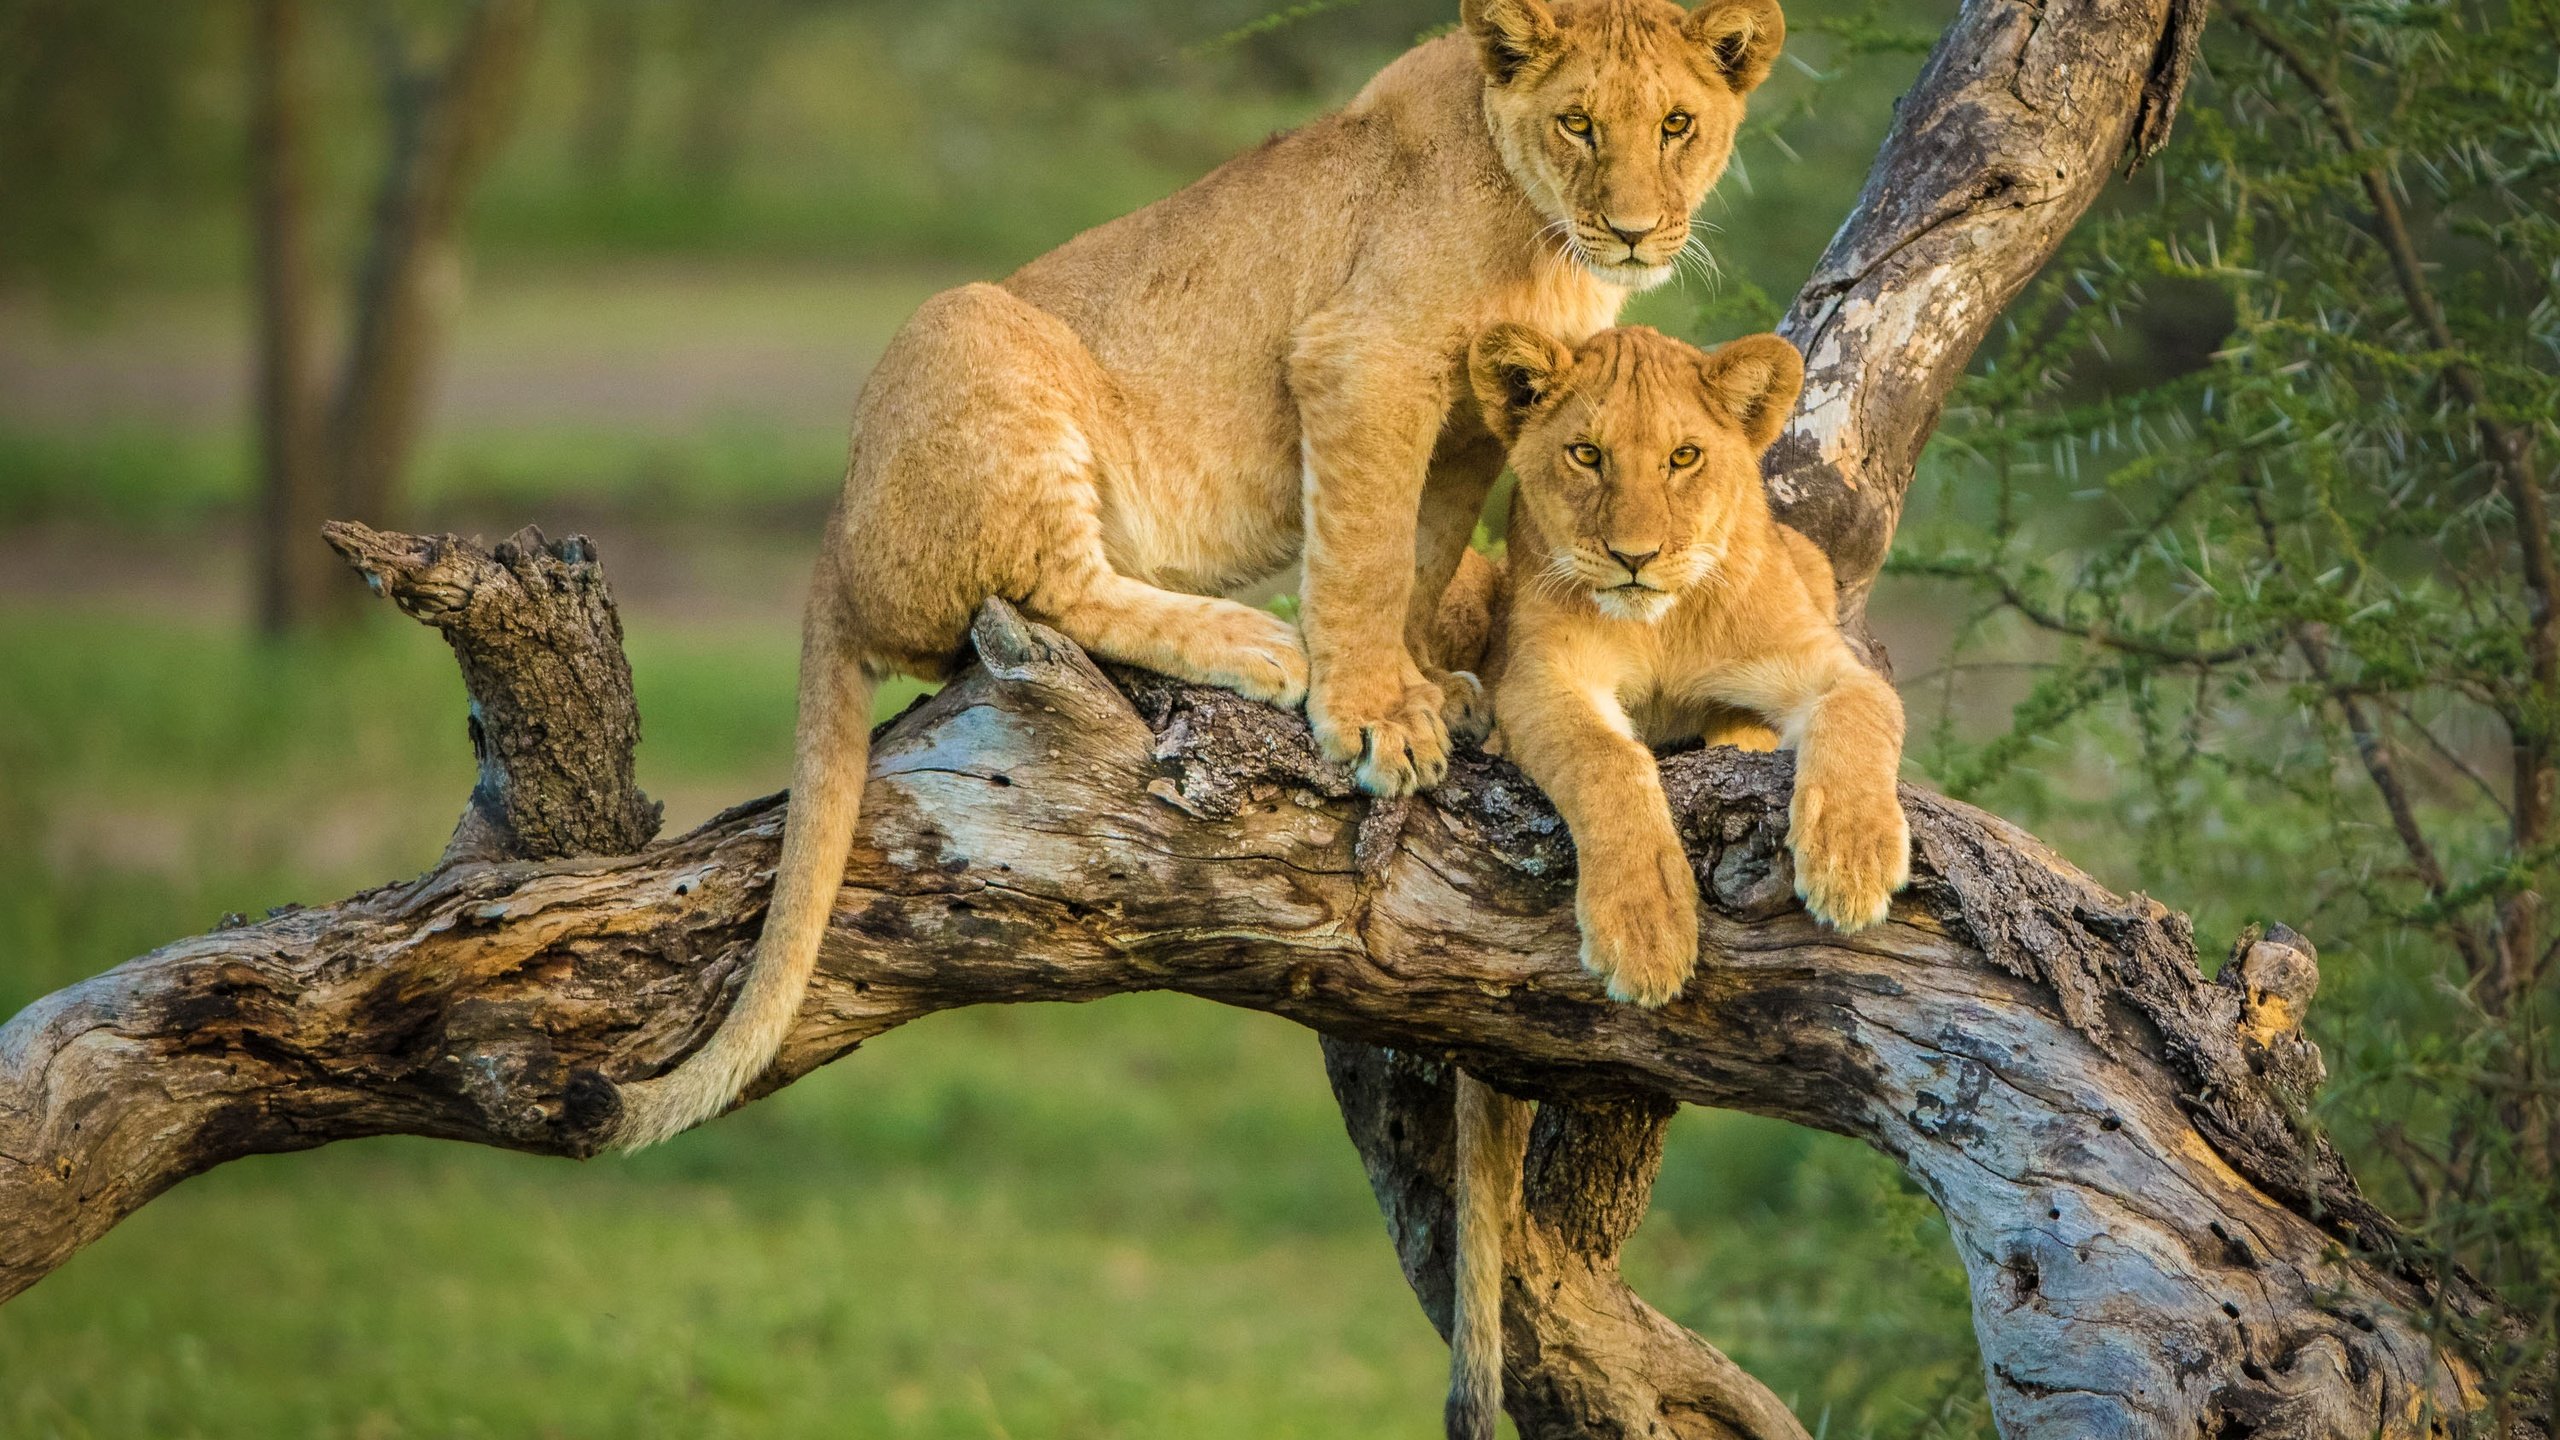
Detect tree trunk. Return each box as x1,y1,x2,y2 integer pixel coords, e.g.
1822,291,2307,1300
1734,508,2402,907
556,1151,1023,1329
249,0,543,628
1325,1039,1813,1440
1765,0,2208,666
673,0,776,193
573,3,640,185
248,0,334,633
330,0,542,528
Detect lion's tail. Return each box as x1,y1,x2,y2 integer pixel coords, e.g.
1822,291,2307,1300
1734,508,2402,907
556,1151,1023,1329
1447,1070,1532,1440
611,641,878,1151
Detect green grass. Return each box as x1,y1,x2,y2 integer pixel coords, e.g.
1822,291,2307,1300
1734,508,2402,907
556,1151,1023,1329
0,420,860,535
0,603,1987,1438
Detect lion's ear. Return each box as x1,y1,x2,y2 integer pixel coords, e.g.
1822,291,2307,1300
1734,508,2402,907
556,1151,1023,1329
1469,323,1575,444
1697,333,1802,449
1461,0,1561,85
1684,0,1784,94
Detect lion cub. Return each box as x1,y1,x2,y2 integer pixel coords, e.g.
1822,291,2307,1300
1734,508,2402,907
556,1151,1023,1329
1438,324,1908,1437
1459,321,1909,994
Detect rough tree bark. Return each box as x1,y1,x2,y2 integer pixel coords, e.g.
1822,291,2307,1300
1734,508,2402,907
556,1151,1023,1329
1326,1039,1810,1440
320,520,662,865
5,0,2539,1434
1766,0,2207,665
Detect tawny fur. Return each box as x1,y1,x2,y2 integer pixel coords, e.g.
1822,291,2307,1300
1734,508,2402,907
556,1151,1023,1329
1448,1072,1532,1440
1442,324,1909,1433
610,0,1786,1151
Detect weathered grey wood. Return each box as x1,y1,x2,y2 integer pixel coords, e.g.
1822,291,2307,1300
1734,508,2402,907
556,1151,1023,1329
1765,0,2205,667
1325,1041,1809,1440
322,520,661,863
0,599,2519,1436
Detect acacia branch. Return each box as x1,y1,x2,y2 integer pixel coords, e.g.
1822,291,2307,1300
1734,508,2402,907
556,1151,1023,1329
2231,2,2559,1008
1894,554,2279,666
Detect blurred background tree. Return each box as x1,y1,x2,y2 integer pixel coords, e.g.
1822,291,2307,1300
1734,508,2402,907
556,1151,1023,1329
7,0,543,629
251,0,542,629
2,0,2550,1432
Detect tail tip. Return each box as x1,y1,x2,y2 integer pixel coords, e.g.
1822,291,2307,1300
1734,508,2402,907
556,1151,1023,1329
557,1067,624,1154
606,1071,701,1147
1443,1392,1498,1440
602,1072,727,1154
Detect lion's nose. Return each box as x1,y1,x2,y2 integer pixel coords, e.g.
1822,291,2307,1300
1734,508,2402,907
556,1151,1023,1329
1604,216,1657,249
1606,546,1659,580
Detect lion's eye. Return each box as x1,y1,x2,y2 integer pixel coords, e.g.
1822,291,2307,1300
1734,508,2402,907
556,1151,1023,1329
1568,443,1603,467
1662,111,1692,138
1558,113,1593,138
1669,444,1700,467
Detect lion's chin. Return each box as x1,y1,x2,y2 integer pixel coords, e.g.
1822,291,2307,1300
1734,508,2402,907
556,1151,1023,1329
1592,586,1677,624
1589,259,1677,292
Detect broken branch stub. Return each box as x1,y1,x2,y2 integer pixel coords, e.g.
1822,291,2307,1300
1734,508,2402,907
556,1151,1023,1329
324,519,661,863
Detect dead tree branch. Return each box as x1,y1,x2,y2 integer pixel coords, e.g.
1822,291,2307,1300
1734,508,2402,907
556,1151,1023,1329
1767,0,2207,668
322,520,662,864
0,583,2527,1435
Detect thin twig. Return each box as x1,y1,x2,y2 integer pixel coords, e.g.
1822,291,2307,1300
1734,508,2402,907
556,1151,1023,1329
1897,555,2278,665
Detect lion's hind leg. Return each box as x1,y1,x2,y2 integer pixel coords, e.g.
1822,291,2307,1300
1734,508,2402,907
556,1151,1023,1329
1035,566,1309,707
1015,422,1306,708
878,283,1307,709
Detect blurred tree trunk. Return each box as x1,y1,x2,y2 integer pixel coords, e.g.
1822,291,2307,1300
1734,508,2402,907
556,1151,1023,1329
573,2,641,184
249,0,544,631
247,0,332,632
674,0,779,194
330,0,544,531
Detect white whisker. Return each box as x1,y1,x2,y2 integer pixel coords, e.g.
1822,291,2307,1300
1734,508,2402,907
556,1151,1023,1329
1676,231,1723,291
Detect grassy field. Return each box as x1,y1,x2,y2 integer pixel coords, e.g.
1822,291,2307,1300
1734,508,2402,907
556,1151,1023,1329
0,600,1989,1439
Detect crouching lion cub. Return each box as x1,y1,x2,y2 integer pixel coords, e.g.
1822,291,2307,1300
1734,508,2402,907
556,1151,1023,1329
1438,323,1909,1438
611,0,1788,1150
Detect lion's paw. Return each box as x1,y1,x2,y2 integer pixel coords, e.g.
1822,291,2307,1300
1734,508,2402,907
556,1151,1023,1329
1575,839,1700,1007
1310,669,1450,797
1211,608,1310,708
1788,781,1911,933
1429,666,1495,745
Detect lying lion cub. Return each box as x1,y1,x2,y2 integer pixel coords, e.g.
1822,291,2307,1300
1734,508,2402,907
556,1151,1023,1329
611,0,1788,1150
1437,323,1909,1438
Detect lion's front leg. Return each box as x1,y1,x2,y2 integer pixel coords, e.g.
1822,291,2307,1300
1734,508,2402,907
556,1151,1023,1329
1497,658,1700,1008
1785,665,1910,932
1703,651,1913,932
1292,326,1458,796
1405,429,1507,745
